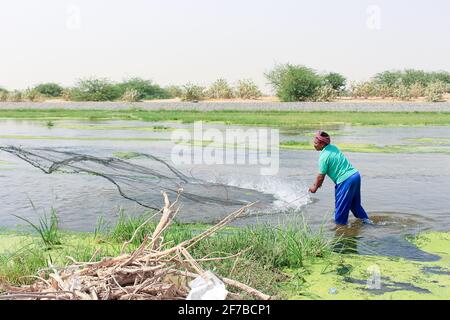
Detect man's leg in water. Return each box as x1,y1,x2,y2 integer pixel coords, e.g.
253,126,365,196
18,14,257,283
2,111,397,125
349,172,371,223
334,177,356,226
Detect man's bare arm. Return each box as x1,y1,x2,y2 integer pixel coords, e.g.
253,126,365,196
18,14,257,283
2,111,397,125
309,174,326,193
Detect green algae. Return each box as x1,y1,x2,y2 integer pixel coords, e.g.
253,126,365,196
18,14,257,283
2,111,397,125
53,123,173,132
280,231,450,300
405,138,450,145
280,141,450,154
112,151,144,160
0,160,15,171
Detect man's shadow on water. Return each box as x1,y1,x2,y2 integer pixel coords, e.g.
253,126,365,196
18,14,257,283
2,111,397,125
330,216,440,262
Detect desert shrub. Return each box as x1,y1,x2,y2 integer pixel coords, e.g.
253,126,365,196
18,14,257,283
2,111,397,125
313,84,337,102
206,79,234,99
33,83,63,97
0,88,8,101
408,82,425,98
323,72,346,92
425,81,447,102
164,85,183,98
23,88,44,102
350,81,376,99
374,83,394,99
116,78,169,100
266,64,322,101
234,79,262,99
120,88,141,102
8,90,24,102
429,71,450,92
0,92,8,102
181,83,206,101
393,84,412,101
61,89,72,101
68,78,121,101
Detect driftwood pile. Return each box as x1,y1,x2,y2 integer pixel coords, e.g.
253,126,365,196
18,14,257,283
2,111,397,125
0,192,270,300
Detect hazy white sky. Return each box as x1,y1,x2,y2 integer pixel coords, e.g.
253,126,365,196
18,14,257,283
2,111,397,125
1,0,449,92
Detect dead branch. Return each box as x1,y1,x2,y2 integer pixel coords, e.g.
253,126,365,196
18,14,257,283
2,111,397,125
0,193,270,300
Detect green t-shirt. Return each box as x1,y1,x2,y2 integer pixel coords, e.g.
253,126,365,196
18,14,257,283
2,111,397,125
318,144,358,185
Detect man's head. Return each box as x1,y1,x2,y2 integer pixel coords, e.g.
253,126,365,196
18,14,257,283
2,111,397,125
313,131,330,151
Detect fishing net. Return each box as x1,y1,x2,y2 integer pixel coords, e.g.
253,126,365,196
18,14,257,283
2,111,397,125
0,146,269,215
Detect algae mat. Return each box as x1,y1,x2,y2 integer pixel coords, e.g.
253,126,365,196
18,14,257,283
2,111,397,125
281,232,450,300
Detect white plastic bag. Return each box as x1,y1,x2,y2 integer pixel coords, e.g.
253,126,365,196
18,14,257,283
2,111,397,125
186,271,228,300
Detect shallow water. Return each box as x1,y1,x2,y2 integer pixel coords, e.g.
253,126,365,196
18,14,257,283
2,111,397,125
1,119,449,261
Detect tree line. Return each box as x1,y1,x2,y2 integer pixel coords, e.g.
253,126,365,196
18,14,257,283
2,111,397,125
1,66,449,102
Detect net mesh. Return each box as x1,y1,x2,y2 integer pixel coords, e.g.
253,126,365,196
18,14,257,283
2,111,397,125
0,146,269,213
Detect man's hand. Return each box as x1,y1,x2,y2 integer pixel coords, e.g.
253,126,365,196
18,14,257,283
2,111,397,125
309,174,326,194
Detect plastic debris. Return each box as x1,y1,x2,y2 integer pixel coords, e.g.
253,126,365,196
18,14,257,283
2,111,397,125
186,271,229,300
328,287,338,295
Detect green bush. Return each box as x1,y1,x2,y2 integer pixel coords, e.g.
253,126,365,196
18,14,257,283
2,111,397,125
181,83,206,101
374,69,450,91
164,85,183,98
33,83,63,97
373,70,402,87
323,72,346,92
207,79,234,99
425,81,447,102
116,77,170,100
401,69,431,86
68,77,122,101
234,79,262,99
266,64,322,101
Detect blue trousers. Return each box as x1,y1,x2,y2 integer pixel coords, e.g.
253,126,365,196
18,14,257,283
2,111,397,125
334,172,369,225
